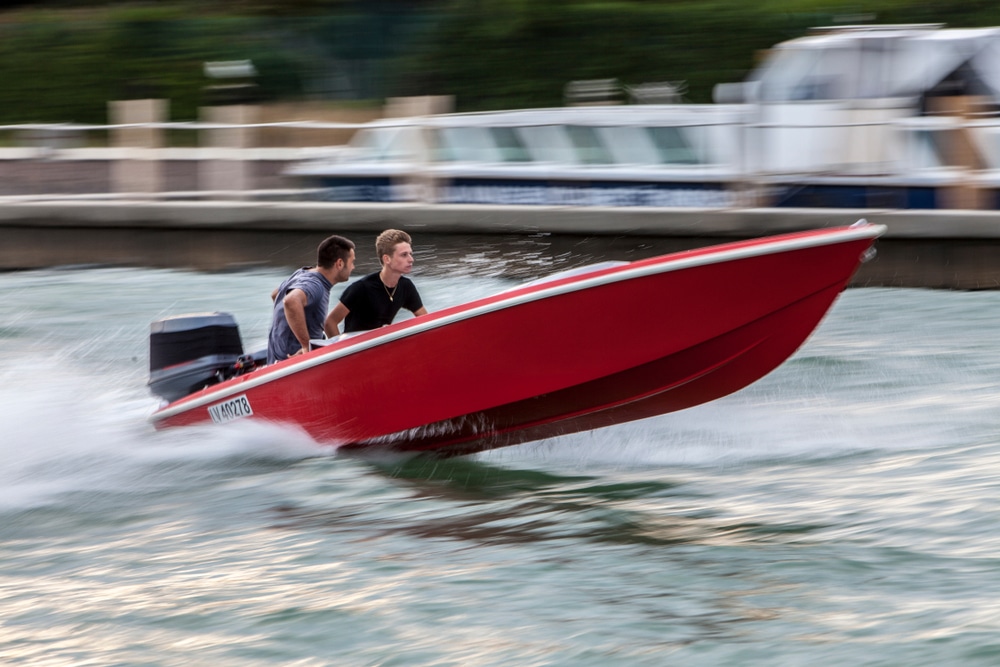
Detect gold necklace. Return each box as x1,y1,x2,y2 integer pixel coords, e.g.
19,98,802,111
382,280,398,302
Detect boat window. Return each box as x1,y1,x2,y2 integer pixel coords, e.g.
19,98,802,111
427,129,446,162
756,47,837,102
975,128,1000,170
598,126,661,164
384,129,423,162
646,126,701,164
347,128,374,151
910,130,942,168
518,125,580,164
348,129,390,160
348,127,422,162
906,127,967,168
566,125,613,164
855,38,894,98
489,127,533,162
435,127,499,162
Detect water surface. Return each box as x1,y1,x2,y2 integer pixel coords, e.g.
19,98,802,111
2,257,1000,665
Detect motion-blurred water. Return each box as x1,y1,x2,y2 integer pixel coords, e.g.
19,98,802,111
3,255,1000,665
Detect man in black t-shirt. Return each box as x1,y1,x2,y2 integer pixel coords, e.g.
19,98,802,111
325,229,428,336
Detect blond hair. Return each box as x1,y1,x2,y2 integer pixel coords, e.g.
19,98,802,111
375,229,412,266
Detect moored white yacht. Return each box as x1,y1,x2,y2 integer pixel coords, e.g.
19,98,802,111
287,24,1000,211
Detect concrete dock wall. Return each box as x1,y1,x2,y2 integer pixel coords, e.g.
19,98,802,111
4,199,1000,237
2,138,997,236
1,199,999,288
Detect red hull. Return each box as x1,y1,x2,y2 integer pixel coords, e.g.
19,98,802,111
151,224,884,455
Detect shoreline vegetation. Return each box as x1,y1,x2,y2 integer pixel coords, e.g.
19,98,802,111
1,1,999,125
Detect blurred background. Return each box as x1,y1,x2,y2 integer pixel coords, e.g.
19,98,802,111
2,0,998,126
4,0,1000,286
7,6,1000,665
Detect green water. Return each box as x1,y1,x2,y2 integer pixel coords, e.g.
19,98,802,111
2,267,1000,665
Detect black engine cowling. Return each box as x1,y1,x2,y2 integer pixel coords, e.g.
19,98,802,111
148,312,250,402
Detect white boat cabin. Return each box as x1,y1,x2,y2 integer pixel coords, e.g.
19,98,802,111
289,24,1000,210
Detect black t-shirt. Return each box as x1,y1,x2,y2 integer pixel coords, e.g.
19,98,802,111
340,272,423,333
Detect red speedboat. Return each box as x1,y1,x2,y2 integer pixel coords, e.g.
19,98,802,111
149,222,884,455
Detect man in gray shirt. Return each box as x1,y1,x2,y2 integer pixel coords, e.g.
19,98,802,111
267,235,356,364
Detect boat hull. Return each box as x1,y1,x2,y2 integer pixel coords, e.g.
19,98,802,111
356,279,844,456
151,224,883,455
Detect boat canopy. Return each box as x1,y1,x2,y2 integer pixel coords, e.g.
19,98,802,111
748,25,1000,104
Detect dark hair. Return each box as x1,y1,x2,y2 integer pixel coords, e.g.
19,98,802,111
316,235,355,269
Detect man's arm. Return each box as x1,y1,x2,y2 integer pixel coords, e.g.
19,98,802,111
408,284,427,318
282,288,312,356
324,301,350,338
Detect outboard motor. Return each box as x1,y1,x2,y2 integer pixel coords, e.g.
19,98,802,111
148,312,253,402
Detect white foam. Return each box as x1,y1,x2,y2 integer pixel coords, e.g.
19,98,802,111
0,355,320,510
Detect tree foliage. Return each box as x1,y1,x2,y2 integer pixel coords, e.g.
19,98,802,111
2,0,1000,123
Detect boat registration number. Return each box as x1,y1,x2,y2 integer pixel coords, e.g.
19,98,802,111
208,394,254,424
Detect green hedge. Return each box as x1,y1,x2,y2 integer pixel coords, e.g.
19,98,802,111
398,2,817,109
2,1,1000,123
405,0,1000,110
0,8,318,123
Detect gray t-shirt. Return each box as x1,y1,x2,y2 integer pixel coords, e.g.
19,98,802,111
266,268,333,364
